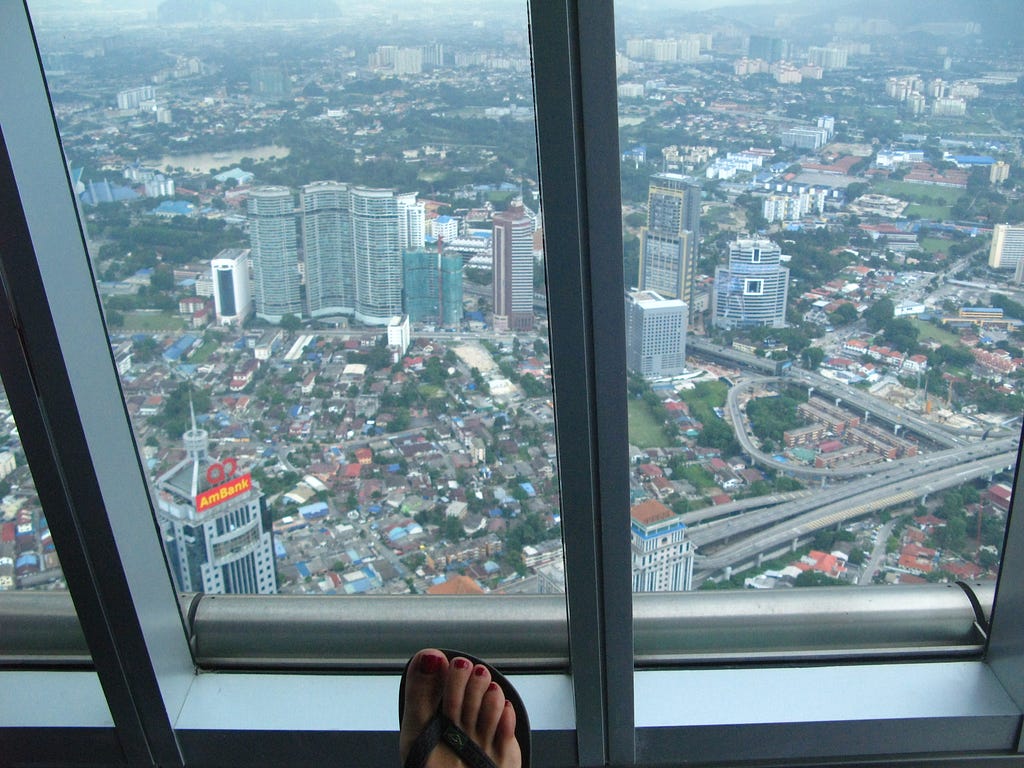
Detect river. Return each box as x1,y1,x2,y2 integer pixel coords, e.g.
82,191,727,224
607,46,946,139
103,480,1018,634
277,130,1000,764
149,145,290,175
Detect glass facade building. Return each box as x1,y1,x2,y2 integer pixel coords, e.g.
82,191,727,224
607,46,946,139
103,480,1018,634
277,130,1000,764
248,186,302,323
712,238,789,330
302,181,354,319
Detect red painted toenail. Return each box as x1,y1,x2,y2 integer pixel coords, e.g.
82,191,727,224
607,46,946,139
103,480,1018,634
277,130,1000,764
474,666,486,677
488,682,499,691
454,658,470,669
418,653,443,674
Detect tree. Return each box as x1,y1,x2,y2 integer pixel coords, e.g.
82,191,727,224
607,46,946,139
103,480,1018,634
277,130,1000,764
279,313,302,331
863,298,895,332
801,346,824,371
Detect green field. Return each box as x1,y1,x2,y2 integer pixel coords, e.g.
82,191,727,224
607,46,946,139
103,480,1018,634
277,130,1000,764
910,318,960,346
872,180,963,202
123,311,186,331
188,340,220,363
919,237,953,257
628,398,672,448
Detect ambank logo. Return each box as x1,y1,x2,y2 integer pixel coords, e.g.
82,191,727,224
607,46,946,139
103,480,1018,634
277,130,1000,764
196,473,252,512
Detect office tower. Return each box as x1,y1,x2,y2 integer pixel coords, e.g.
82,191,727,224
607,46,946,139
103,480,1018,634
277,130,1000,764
156,411,276,595
625,290,688,379
211,248,252,325
631,499,694,592
807,46,847,70
440,252,464,327
351,187,403,326
989,224,1024,270
492,206,535,332
637,173,700,314
248,186,302,324
712,237,789,330
250,66,288,101
748,34,785,63
403,249,439,323
780,126,830,150
397,192,426,251
387,315,411,355
302,181,354,319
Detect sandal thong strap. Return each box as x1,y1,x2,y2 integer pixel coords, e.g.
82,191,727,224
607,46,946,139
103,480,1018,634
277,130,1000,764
404,712,497,768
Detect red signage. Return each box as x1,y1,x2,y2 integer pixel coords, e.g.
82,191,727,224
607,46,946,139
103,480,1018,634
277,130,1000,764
196,473,252,511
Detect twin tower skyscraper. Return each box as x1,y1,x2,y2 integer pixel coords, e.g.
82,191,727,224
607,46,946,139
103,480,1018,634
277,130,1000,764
247,183,426,326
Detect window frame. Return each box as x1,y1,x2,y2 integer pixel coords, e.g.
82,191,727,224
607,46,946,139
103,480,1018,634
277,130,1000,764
3,1,1024,766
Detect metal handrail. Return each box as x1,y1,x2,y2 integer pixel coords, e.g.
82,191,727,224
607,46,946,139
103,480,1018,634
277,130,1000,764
0,582,994,669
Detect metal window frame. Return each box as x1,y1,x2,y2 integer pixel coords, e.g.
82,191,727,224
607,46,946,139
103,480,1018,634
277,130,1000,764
2,0,1024,766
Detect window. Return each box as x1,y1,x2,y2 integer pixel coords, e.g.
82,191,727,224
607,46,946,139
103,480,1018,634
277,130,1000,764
3,1,1024,767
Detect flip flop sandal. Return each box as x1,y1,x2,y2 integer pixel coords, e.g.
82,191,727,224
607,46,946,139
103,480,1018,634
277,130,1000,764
399,649,532,768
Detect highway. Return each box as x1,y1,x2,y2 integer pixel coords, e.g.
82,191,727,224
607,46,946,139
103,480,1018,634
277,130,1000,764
691,449,1016,582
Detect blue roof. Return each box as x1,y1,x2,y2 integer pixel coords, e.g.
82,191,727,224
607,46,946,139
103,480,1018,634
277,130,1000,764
274,540,287,558
150,200,195,216
951,155,994,165
296,562,311,578
436,215,453,224
299,501,329,518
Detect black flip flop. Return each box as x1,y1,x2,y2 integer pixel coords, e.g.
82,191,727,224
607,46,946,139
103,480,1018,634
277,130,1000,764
399,649,532,768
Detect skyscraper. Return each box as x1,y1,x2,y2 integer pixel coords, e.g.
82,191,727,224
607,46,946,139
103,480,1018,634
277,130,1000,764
403,249,439,323
302,181,354,319
989,224,1024,270
625,290,688,379
712,237,789,330
440,252,464,328
156,410,276,595
631,499,694,592
637,173,700,315
351,187,402,326
248,186,302,323
492,206,534,332
211,248,252,326
397,192,426,251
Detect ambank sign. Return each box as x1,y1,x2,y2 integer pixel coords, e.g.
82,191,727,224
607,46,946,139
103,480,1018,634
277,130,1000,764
196,473,252,512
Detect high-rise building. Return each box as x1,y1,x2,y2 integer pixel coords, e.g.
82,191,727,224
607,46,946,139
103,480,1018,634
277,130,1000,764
631,499,694,592
440,252,464,328
248,186,302,324
397,192,426,251
990,161,1011,184
492,206,534,332
403,249,439,323
637,173,700,314
156,410,276,595
625,290,688,379
990,224,1024,270
302,181,354,319
748,34,785,63
211,248,252,325
351,187,403,326
712,237,789,330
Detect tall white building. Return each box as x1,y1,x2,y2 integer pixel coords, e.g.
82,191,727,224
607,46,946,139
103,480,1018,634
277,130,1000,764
302,181,354,319
625,290,688,379
248,186,302,323
397,192,426,251
156,411,276,595
352,187,403,325
990,224,1024,270
631,499,694,592
211,248,252,325
712,238,789,330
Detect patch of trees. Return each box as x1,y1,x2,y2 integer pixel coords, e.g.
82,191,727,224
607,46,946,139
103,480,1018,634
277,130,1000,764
746,394,804,446
150,383,212,438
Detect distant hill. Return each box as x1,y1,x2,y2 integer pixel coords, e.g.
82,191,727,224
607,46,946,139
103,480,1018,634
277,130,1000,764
157,0,341,23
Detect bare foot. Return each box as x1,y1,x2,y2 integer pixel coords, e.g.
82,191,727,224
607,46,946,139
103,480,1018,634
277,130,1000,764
400,648,522,768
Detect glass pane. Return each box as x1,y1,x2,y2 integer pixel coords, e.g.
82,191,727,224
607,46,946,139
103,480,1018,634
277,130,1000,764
28,1,565,601
616,2,1020,594
0,386,61,592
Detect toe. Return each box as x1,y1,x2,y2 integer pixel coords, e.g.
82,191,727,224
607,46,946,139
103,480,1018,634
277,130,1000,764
443,655,474,726
399,649,448,764
461,663,492,732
